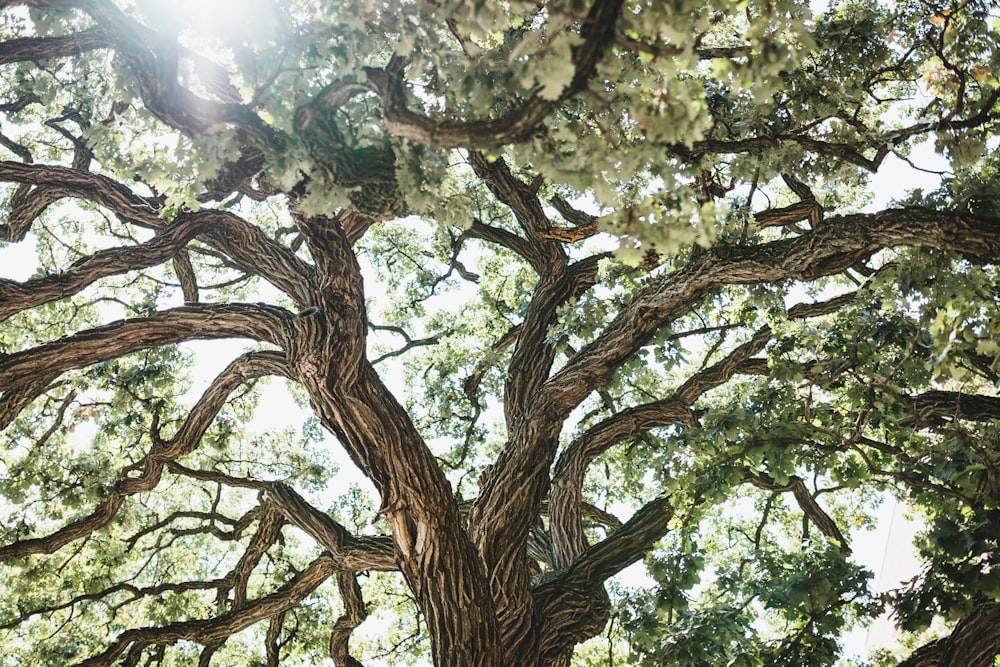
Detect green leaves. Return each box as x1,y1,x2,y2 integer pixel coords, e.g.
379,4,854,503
531,32,580,101
2,0,1000,664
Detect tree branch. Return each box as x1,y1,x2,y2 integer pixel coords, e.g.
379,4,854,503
78,0,274,140
898,390,1000,427
73,554,339,667
0,214,205,321
474,207,1000,644
0,351,289,562
898,600,1000,667
366,0,625,149
0,304,292,393
0,373,60,429
0,162,318,304
172,248,200,303
533,494,686,663
228,502,285,607
0,27,110,64
330,572,368,667
266,482,396,573
540,207,1000,424
744,470,850,554
545,195,600,243
466,218,539,266
0,160,162,231
550,327,771,567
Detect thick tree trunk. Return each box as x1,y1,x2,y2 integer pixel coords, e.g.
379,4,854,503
277,208,505,666
899,601,1000,667
302,364,504,666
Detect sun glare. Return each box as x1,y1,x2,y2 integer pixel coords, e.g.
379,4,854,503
137,0,285,47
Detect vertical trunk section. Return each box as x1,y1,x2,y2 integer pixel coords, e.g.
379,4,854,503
288,209,503,666
303,364,503,666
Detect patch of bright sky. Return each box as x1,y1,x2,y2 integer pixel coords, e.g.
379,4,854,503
0,234,36,281
867,140,950,211
135,0,283,44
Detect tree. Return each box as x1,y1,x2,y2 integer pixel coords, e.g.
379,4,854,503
0,0,998,664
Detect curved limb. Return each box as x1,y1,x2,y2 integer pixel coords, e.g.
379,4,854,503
0,351,289,562
364,0,625,150
73,554,339,667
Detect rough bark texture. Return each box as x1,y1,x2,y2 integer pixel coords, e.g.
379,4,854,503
899,601,1000,667
1,1,999,665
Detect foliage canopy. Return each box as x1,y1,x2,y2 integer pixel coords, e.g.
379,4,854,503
1,0,999,665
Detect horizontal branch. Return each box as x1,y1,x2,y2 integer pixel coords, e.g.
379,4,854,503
691,89,999,172
899,390,1000,426
0,160,162,230
786,292,858,319
0,576,229,631
612,33,750,61
0,27,110,65
0,162,318,303
755,200,823,228
540,207,1000,423
0,303,292,392
366,0,624,149
693,135,889,172
0,215,206,322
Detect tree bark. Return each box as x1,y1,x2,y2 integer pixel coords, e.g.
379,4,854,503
899,601,1000,667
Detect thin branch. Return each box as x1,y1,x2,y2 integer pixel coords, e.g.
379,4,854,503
369,324,451,365
74,554,339,667
0,351,289,562
329,572,368,667
743,470,850,554
172,249,199,303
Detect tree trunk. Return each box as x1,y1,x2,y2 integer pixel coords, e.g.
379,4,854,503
899,601,1000,667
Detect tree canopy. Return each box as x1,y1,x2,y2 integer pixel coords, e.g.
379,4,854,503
1,0,999,665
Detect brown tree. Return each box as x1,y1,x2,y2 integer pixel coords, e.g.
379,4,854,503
1,0,999,665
